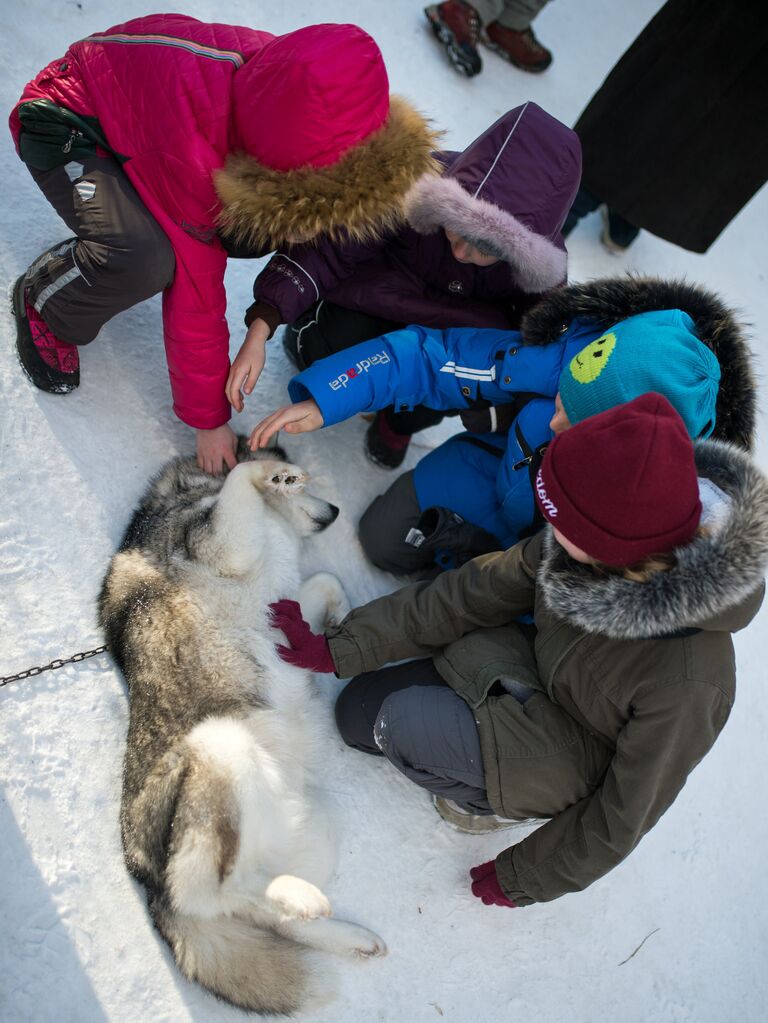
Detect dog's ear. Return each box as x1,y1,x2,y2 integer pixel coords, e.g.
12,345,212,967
235,436,288,463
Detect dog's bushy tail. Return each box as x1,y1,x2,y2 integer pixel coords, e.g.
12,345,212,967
151,900,329,1014
123,734,332,1014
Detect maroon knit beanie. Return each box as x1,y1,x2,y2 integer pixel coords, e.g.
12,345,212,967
535,393,702,566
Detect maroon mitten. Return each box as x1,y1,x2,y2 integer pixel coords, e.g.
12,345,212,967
269,599,336,673
470,860,517,908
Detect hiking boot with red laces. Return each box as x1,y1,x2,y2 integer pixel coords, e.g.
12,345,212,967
483,21,553,72
424,2,483,77
365,410,411,469
12,275,80,393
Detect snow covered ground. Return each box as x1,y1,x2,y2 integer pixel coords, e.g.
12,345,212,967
1,1,767,1021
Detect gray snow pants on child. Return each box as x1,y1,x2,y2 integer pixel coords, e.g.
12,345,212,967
473,0,550,30
335,659,535,813
24,154,174,344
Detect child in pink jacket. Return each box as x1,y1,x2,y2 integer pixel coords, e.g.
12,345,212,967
9,13,435,472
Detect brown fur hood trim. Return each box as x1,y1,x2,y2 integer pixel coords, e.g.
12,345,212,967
520,275,757,451
214,96,440,250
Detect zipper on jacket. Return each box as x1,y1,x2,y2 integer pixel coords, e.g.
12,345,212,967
62,129,83,154
512,423,549,471
512,422,549,538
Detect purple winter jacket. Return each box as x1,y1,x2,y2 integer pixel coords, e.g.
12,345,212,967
247,102,581,334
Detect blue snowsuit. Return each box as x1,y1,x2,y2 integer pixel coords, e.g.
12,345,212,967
289,318,608,547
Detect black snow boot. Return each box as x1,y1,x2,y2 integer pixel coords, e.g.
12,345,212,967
405,505,503,567
364,410,413,469
12,273,80,394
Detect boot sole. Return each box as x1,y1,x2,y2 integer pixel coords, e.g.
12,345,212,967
433,796,542,834
11,275,80,394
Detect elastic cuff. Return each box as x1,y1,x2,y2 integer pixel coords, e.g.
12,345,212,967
244,301,282,337
174,406,231,431
494,849,535,907
326,631,366,679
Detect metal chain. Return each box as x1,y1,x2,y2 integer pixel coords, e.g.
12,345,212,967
0,646,110,688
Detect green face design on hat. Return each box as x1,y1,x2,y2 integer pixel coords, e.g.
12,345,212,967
569,332,617,384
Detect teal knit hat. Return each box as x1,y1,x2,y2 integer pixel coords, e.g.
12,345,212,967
557,309,721,438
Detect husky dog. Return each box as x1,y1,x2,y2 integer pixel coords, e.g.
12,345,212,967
99,445,386,1014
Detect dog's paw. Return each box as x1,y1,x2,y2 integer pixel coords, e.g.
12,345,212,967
351,927,388,959
327,922,388,959
299,573,351,630
268,465,307,494
248,459,308,495
266,875,331,921
324,583,351,629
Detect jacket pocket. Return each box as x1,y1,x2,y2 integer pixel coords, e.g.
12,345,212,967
482,692,596,819
435,623,541,709
33,57,72,88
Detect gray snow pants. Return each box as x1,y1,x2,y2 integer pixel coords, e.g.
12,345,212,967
358,469,432,576
336,659,529,813
473,0,550,30
24,154,174,344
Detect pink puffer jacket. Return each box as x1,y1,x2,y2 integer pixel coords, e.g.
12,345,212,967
10,14,397,428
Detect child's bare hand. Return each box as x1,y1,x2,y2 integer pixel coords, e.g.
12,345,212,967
227,319,269,412
249,400,324,450
196,423,238,475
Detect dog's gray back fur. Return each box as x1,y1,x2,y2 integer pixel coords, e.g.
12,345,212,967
102,448,282,840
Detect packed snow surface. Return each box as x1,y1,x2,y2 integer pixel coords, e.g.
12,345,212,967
1,2,766,1021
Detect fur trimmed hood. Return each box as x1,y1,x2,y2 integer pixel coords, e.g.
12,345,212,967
520,275,757,451
538,438,768,640
404,103,581,293
215,95,440,250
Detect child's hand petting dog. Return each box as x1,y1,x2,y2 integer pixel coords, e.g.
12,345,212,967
269,599,336,674
250,399,324,450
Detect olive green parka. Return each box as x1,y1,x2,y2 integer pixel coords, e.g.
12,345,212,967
328,439,768,904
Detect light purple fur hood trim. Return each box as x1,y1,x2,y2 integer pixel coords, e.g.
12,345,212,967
405,174,567,292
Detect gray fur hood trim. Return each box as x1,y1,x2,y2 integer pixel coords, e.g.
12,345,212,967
538,439,768,640
520,275,756,450
405,175,566,292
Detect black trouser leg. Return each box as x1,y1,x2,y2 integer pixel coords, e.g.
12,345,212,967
286,301,402,369
358,469,435,575
25,155,174,345
287,301,453,435
561,184,601,237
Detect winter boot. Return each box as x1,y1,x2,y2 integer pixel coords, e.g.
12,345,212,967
424,2,483,77
600,206,640,253
12,275,80,393
365,409,412,469
434,796,545,834
482,21,553,72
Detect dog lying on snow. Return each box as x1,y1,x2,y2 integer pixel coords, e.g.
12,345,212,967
98,444,386,1014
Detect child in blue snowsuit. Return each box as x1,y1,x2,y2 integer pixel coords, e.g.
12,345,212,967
250,304,722,573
